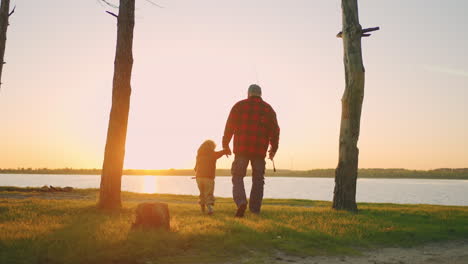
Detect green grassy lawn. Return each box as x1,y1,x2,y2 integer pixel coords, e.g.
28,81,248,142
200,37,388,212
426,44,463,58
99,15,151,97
0,189,467,264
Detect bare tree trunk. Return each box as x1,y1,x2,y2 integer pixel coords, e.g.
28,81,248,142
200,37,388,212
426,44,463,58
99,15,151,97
0,0,11,88
333,0,365,212
99,0,135,210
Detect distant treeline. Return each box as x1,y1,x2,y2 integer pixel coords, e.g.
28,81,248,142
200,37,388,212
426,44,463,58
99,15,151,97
1,168,468,179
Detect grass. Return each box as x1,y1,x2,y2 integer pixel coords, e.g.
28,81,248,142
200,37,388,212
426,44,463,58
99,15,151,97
0,189,467,264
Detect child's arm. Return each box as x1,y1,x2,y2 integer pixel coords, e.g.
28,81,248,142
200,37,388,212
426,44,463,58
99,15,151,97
213,150,227,160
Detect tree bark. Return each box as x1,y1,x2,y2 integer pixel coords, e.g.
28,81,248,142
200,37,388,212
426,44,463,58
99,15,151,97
99,0,135,210
333,0,365,212
0,0,11,88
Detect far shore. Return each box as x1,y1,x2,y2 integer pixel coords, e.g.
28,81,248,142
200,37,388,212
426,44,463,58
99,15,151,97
1,168,467,179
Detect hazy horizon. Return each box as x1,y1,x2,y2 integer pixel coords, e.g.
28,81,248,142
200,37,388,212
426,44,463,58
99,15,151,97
1,0,467,170
1,166,467,171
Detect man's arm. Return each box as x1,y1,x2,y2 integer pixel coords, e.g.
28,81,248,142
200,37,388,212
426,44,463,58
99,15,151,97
222,104,238,154
268,108,280,159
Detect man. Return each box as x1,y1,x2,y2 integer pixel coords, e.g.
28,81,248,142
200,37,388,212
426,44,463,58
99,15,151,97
223,84,280,217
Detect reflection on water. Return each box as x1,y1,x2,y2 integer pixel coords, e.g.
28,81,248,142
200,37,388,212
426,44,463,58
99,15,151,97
1,174,467,206
143,176,157,194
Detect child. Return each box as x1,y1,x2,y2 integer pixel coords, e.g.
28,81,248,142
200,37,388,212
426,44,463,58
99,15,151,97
194,140,227,215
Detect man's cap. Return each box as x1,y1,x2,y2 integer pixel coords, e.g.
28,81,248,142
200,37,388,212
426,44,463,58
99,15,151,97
248,84,262,97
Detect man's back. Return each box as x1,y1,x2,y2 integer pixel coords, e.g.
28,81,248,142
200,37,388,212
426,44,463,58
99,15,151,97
223,84,280,217
223,96,280,158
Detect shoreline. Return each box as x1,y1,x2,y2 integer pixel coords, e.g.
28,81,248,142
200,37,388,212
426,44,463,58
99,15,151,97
2,178,467,206
1,172,468,180
2,186,468,208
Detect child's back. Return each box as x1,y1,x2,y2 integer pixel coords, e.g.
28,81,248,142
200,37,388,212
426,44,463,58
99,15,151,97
195,140,227,215
195,150,225,179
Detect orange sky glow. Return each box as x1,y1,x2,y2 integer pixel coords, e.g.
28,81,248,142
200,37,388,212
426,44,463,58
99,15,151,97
1,0,467,171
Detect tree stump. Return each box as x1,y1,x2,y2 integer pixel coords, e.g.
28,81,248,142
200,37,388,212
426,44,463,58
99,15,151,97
132,202,170,230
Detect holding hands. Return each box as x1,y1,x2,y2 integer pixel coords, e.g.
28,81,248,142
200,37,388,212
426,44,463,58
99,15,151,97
223,147,232,157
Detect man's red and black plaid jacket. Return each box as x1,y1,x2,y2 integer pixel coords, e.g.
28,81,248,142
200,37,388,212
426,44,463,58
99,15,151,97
222,96,280,158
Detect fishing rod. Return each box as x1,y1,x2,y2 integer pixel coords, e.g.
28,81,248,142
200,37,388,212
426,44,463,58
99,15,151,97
254,64,276,173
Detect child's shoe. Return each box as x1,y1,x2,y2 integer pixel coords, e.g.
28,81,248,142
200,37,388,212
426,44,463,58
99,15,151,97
207,205,214,215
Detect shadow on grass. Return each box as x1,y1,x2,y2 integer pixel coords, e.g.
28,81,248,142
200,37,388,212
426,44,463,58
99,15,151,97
355,206,468,245
1,200,468,264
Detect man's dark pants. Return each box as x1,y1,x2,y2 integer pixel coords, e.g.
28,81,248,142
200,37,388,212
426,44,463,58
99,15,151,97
231,155,266,213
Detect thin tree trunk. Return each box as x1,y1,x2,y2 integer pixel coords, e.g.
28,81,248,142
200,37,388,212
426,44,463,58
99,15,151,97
0,0,11,88
333,0,365,212
99,0,135,210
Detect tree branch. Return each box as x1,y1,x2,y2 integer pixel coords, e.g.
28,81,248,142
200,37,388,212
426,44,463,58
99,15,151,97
362,27,380,33
336,26,380,38
101,0,164,9
144,0,164,8
8,5,15,16
100,0,118,9
106,11,118,18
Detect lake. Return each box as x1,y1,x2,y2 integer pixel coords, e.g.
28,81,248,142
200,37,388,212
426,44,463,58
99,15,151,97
1,174,467,206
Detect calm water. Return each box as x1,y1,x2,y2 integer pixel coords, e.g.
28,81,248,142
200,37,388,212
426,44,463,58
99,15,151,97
1,174,467,206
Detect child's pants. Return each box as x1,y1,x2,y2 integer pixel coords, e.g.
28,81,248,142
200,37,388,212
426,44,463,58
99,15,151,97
196,177,215,206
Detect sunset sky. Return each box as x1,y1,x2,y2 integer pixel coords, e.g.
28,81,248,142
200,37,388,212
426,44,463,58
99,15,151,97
1,0,467,170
